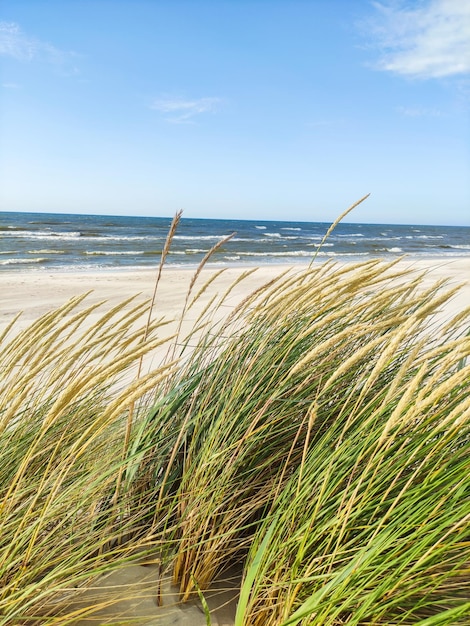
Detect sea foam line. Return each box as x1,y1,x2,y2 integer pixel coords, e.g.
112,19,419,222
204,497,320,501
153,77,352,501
0,257,49,265
84,250,147,256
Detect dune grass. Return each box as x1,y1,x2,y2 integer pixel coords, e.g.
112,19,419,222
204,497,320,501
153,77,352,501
133,259,469,625
0,294,178,623
0,238,469,623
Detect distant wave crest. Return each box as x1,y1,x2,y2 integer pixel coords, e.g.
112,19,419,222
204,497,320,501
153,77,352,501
0,257,49,265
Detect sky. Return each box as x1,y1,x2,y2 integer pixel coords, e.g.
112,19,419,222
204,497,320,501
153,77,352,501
0,0,469,226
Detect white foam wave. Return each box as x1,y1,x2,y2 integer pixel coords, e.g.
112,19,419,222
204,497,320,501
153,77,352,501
315,251,369,257
85,251,146,256
255,226,266,230
29,249,65,254
173,235,224,241
281,227,301,231
93,235,163,242
2,230,81,239
236,250,312,257
388,247,403,253
337,233,364,237
366,237,402,242
0,257,48,265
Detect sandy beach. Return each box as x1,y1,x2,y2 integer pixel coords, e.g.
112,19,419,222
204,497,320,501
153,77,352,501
1,257,469,625
0,264,287,331
1,258,469,332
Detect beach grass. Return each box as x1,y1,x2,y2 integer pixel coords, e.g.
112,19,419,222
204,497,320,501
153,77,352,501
0,294,178,623
0,255,469,624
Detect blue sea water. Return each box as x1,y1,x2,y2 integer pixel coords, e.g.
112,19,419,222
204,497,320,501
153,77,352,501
1,211,469,271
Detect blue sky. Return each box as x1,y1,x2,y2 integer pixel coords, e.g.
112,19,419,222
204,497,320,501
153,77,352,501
0,0,469,225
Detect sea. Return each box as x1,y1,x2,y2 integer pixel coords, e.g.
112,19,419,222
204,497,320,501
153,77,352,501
1,211,469,272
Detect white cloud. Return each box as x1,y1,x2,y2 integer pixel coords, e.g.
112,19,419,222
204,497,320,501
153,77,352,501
363,0,470,79
397,105,443,116
150,96,222,123
0,22,35,60
0,21,77,70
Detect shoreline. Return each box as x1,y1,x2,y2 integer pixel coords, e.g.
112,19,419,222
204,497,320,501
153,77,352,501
2,251,470,273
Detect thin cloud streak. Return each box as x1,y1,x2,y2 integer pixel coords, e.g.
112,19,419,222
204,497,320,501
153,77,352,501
0,22,36,60
0,21,78,72
150,96,222,123
362,0,470,79
397,105,443,117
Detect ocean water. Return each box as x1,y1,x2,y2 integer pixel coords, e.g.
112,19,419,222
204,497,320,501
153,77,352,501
1,211,469,271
